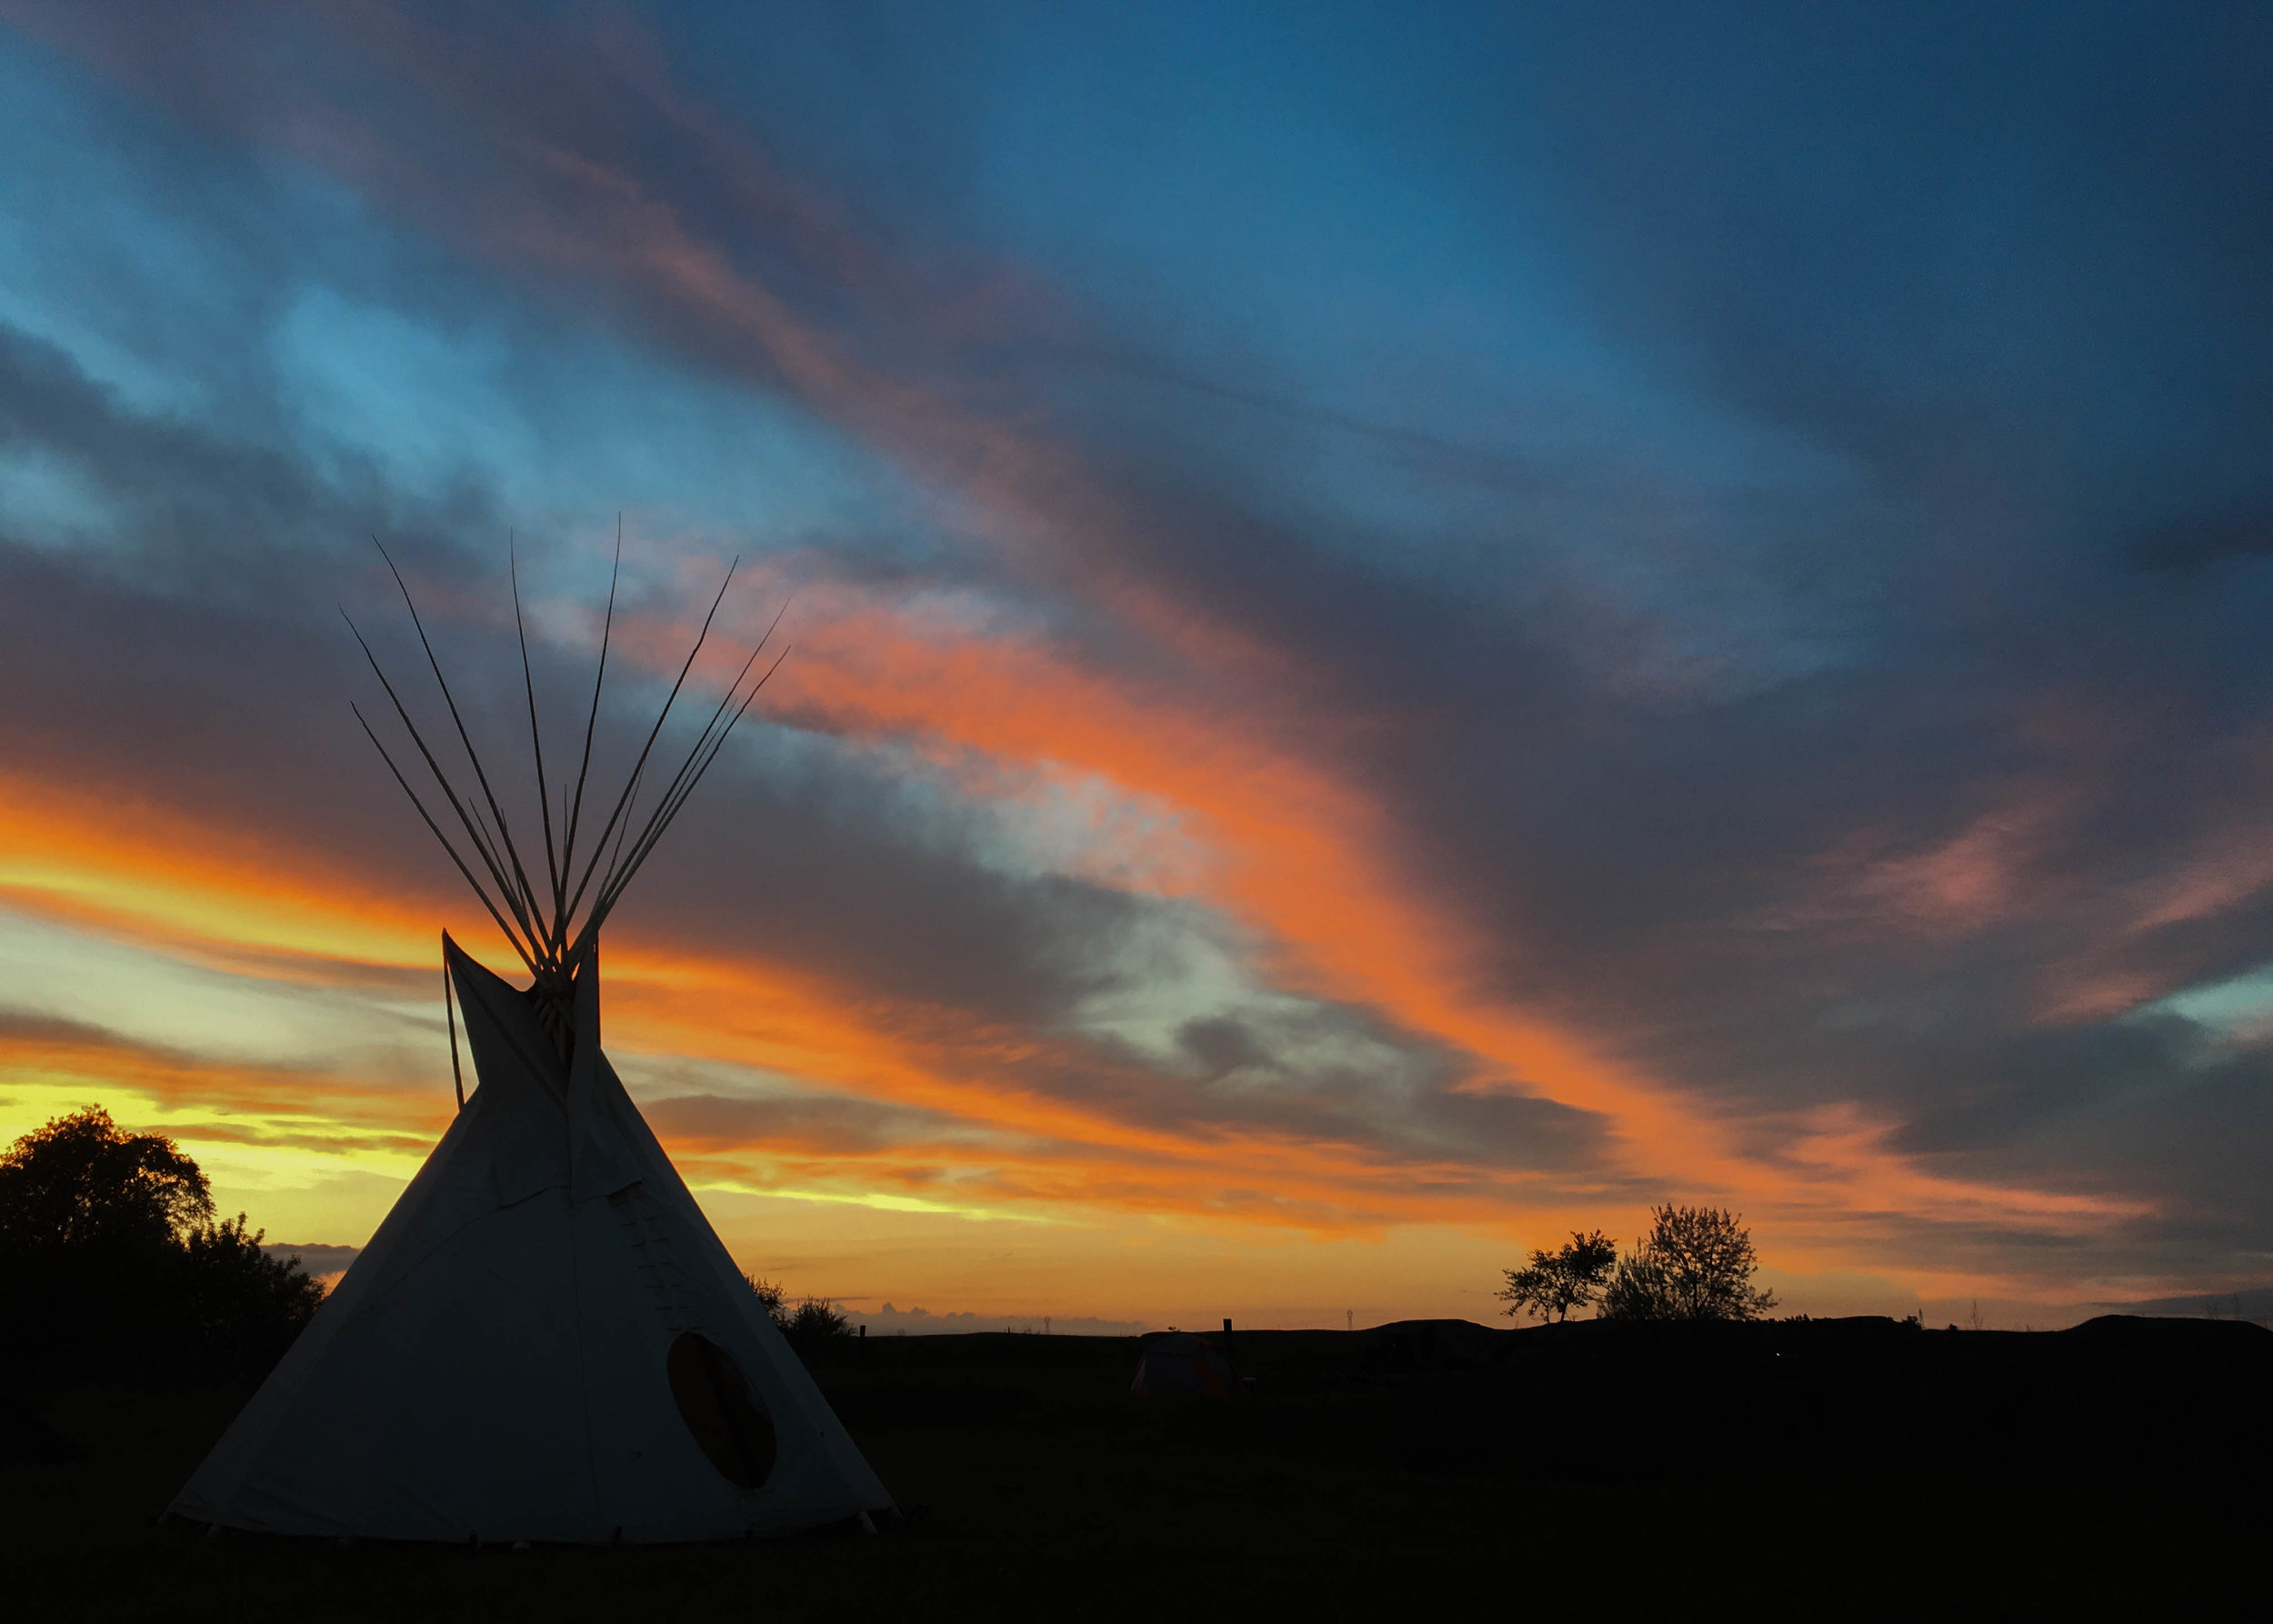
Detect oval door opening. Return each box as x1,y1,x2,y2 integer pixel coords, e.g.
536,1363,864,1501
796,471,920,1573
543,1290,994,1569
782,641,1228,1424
666,1331,777,1489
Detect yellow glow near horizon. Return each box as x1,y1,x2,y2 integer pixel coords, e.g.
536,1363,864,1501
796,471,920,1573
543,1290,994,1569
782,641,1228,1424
699,1180,1070,1226
0,621,2162,1326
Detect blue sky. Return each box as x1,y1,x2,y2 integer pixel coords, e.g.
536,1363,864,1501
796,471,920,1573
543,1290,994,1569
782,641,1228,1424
2,2,2270,1326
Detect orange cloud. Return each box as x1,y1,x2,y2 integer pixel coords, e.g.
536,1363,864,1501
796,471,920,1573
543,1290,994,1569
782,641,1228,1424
0,0,2169,1302
0,758,1586,1241
721,580,2149,1247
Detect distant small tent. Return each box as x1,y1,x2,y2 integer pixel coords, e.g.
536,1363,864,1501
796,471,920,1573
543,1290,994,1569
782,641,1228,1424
172,544,891,1541
1130,1331,1241,1398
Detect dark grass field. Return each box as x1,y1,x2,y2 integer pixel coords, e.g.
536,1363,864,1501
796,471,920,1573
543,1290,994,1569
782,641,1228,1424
6,1316,2267,1619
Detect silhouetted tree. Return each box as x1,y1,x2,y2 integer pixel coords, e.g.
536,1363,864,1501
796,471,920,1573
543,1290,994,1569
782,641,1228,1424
1498,1230,1618,1322
178,1213,330,1372
0,1106,212,1251
1597,1204,1777,1321
0,1107,325,1379
746,1274,791,1333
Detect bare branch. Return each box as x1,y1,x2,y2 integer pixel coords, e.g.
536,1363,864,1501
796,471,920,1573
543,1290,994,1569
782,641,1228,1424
342,609,544,956
558,520,622,908
596,599,789,900
511,538,565,937
371,538,551,949
350,703,539,974
556,556,742,931
599,639,787,917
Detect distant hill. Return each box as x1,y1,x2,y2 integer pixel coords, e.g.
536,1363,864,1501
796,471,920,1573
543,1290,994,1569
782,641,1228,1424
2094,1286,2272,1321
259,1243,360,1283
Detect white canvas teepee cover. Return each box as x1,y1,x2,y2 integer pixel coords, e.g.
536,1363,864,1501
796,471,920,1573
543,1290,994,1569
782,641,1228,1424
173,938,891,1542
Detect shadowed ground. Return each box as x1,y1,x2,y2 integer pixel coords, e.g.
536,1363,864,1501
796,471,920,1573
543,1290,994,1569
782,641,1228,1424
5,1317,2265,1617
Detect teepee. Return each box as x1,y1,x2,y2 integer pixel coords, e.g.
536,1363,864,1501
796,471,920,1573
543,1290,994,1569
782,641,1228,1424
173,543,891,1542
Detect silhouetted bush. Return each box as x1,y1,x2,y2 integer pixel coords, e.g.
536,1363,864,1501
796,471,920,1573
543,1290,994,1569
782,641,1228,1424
0,1108,325,1382
786,1297,853,1347
746,1273,790,1331
746,1274,854,1355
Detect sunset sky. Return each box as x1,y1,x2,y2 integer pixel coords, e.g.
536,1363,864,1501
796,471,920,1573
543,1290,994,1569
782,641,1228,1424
3,3,2270,1330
